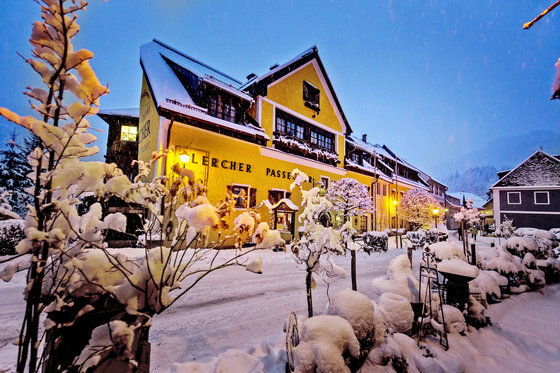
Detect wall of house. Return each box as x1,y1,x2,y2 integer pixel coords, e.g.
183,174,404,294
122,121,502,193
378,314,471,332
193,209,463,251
497,189,560,229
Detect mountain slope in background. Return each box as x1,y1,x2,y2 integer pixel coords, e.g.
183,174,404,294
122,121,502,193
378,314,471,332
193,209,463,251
434,130,559,197
431,130,560,178
443,165,498,199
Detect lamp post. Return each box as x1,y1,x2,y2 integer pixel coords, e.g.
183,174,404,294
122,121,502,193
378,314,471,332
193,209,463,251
432,208,439,229
393,200,399,248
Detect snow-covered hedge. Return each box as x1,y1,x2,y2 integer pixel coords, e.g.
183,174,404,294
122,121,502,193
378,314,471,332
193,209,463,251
363,231,388,252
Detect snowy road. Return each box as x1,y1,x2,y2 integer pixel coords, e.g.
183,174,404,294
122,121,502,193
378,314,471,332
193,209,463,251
148,248,408,372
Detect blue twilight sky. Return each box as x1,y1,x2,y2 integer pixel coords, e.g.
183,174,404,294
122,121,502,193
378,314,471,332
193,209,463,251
0,0,559,179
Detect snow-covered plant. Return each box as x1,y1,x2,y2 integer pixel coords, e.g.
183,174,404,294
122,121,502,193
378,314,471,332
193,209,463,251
426,228,439,244
326,289,375,362
0,2,279,371
399,188,442,229
495,216,515,240
289,169,350,317
363,231,389,252
406,229,426,249
325,177,373,291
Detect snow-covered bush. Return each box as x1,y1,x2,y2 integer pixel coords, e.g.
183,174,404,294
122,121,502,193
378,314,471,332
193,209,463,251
292,315,360,373
358,335,409,373
438,305,467,334
406,229,426,249
377,292,414,334
327,289,375,356
505,236,537,257
495,217,515,239
371,255,419,302
427,241,466,261
363,231,388,252
426,228,439,244
0,219,25,255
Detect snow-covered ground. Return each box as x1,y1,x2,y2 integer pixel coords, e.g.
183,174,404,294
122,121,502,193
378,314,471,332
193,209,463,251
1,234,560,372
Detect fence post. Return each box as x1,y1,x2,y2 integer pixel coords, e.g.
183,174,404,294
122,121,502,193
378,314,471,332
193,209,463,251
471,243,476,266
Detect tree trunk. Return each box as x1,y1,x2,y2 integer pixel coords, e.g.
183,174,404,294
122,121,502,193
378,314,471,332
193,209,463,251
306,270,313,318
351,249,357,291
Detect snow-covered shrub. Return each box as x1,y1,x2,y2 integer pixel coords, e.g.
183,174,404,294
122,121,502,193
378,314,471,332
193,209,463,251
427,241,466,261
376,293,414,334
466,295,489,328
363,231,388,252
477,246,525,276
358,335,409,373
425,229,439,244
0,219,25,255
406,229,426,249
505,236,536,257
327,289,375,356
495,217,515,239
523,252,537,269
469,270,504,304
292,315,360,373
371,255,419,302
438,305,467,334
437,259,479,279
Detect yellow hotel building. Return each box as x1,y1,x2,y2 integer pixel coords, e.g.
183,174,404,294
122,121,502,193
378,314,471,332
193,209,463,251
110,39,432,242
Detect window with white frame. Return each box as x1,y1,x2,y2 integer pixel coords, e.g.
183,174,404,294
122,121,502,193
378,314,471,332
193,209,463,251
534,191,549,205
507,191,521,205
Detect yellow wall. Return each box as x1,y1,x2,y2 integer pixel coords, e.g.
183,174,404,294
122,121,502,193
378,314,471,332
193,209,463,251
261,61,346,166
138,75,161,180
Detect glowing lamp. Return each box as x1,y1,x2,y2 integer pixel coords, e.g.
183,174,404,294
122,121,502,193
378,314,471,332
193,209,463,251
432,209,439,215
393,200,397,206
179,153,190,164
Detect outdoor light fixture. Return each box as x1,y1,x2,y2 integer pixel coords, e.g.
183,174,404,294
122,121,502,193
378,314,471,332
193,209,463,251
393,200,397,206
179,152,190,164
432,208,439,228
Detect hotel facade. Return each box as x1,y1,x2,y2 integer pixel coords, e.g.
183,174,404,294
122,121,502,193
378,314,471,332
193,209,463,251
101,40,437,243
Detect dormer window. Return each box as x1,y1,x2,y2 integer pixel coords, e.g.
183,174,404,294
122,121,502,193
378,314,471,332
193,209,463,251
303,81,320,111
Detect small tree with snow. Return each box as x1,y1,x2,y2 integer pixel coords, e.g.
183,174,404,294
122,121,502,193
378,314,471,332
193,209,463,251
325,177,374,291
399,188,442,229
0,2,281,371
453,200,480,258
289,169,350,317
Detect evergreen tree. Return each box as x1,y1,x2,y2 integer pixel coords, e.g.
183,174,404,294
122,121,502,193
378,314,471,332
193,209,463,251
0,130,36,217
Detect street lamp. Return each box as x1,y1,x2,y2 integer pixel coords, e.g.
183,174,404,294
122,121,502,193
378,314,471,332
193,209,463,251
432,208,439,229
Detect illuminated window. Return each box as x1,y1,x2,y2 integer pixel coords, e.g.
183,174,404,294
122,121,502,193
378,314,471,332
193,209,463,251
231,185,257,208
120,125,137,142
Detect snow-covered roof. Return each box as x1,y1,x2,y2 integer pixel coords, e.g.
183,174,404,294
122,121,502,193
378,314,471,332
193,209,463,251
98,108,139,118
347,136,395,161
140,40,268,141
491,149,560,189
271,198,299,211
345,159,393,182
240,46,317,89
447,192,486,209
201,75,254,103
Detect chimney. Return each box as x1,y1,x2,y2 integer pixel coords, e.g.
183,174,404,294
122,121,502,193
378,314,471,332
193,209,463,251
362,134,367,143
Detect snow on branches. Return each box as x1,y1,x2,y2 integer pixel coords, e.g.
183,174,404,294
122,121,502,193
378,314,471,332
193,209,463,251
399,188,442,228
325,177,374,219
